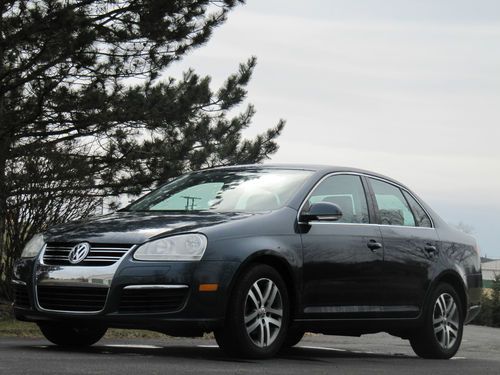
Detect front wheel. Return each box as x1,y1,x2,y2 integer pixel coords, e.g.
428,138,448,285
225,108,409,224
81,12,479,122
38,322,107,347
409,283,463,359
215,264,290,358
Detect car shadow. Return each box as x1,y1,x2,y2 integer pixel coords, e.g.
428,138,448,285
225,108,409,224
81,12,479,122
19,342,416,363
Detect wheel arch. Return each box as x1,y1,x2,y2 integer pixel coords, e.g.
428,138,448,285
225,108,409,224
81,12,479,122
225,250,300,320
430,270,468,318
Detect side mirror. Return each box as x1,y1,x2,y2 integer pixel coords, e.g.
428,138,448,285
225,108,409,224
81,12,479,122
299,202,343,223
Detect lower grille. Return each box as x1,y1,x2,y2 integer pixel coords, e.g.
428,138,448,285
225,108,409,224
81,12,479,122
119,288,188,313
37,285,108,312
13,284,30,308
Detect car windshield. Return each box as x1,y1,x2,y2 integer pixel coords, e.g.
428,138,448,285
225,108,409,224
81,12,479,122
124,168,313,213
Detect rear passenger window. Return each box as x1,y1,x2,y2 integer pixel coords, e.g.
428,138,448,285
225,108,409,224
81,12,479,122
307,175,369,224
402,191,432,228
369,179,415,227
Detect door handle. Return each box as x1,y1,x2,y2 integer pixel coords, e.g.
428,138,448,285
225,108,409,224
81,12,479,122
367,239,383,252
424,244,438,254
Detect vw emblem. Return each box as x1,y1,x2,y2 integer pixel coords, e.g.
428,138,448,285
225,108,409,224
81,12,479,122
68,242,91,264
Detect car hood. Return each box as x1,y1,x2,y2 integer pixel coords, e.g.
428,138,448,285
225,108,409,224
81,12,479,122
44,211,254,245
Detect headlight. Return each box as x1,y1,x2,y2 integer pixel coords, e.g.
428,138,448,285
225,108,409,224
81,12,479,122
133,234,207,261
21,234,45,258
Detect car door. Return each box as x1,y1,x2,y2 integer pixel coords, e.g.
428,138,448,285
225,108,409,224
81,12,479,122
367,177,439,317
299,174,386,318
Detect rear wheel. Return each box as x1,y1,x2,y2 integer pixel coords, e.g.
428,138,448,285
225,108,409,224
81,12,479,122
410,283,463,359
38,322,107,347
215,264,290,358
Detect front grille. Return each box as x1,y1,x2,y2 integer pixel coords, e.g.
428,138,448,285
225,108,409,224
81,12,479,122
43,243,133,266
13,284,30,308
119,288,188,313
37,285,108,312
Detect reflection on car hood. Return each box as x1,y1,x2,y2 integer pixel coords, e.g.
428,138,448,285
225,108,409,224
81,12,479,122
44,211,253,244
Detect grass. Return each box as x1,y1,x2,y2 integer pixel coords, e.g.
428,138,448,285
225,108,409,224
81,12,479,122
0,302,213,339
0,302,215,340
0,319,42,337
0,318,195,339
0,301,170,339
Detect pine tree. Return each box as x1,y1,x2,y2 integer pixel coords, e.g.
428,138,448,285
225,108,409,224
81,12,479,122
0,1,284,297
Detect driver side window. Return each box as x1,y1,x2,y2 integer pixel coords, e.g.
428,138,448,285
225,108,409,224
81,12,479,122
307,175,369,224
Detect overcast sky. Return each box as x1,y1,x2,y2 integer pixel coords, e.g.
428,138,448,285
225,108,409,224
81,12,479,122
167,0,500,257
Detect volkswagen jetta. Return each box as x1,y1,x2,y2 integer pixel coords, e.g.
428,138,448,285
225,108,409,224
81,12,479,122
12,165,482,358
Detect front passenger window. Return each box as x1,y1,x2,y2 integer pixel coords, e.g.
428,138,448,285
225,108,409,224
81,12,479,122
306,175,369,224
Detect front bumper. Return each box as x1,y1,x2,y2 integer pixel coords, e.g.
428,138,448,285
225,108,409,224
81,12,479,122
12,256,240,335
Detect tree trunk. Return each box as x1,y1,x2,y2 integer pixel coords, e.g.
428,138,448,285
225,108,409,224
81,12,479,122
0,8,10,295
0,130,9,300
0,94,10,297
0,1,6,260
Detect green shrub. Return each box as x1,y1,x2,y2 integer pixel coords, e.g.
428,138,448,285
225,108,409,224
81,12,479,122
473,275,500,327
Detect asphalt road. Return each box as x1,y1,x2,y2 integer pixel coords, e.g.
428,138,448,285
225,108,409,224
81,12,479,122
1,325,499,375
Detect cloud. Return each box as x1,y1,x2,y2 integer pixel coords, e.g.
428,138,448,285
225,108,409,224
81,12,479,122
166,1,500,256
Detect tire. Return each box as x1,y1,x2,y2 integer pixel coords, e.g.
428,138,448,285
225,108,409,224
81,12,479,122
409,283,464,359
215,264,290,359
38,322,107,347
282,326,305,348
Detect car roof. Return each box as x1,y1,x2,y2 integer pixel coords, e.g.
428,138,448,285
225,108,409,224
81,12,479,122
204,163,409,190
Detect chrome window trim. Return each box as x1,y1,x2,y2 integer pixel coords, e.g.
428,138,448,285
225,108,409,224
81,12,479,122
307,222,436,230
297,171,435,228
123,284,188,290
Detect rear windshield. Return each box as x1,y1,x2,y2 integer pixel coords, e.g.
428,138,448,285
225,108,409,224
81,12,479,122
124,169,313,213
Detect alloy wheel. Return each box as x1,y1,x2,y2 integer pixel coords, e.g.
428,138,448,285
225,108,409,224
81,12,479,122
244,278,283,348
433,292,460,350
